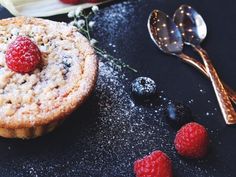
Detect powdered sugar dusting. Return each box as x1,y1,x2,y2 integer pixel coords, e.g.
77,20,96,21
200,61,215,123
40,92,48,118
0,60,227,177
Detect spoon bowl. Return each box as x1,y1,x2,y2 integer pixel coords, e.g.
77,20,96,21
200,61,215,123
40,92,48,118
148,10,183,54
173,4,207,46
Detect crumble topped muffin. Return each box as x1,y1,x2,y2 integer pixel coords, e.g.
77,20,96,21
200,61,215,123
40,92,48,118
0,17,98,138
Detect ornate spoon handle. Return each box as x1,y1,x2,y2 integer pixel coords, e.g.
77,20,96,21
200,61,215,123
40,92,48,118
178,53,236,104
195,47,236,124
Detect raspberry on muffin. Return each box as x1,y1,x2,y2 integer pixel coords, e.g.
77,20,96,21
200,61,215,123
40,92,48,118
6,36,41,73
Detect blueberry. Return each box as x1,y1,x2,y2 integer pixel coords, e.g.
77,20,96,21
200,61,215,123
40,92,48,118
131,77,157,101
164,102,193,129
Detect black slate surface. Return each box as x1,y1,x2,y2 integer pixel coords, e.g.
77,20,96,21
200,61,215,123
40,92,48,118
0,0,236,176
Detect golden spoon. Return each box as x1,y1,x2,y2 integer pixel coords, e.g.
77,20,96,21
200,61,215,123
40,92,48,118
148,10,236,124
173,4,236,124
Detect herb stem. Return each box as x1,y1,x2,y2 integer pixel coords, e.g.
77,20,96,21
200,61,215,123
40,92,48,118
84,17,91,40
79,27,89,36
94,46,137,73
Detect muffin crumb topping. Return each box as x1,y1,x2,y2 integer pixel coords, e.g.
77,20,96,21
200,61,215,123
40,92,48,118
0,17,97,127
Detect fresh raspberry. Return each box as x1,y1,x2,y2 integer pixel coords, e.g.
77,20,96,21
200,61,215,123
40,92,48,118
174,122,209,159
134,150,173,177
6,36,41,73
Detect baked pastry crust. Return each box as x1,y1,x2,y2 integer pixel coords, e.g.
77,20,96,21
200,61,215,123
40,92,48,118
0,17,98,138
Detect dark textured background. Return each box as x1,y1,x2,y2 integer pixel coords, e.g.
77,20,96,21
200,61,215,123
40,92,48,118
0,0,236,176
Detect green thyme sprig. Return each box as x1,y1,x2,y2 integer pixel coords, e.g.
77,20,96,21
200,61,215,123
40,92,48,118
67,6,137,73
